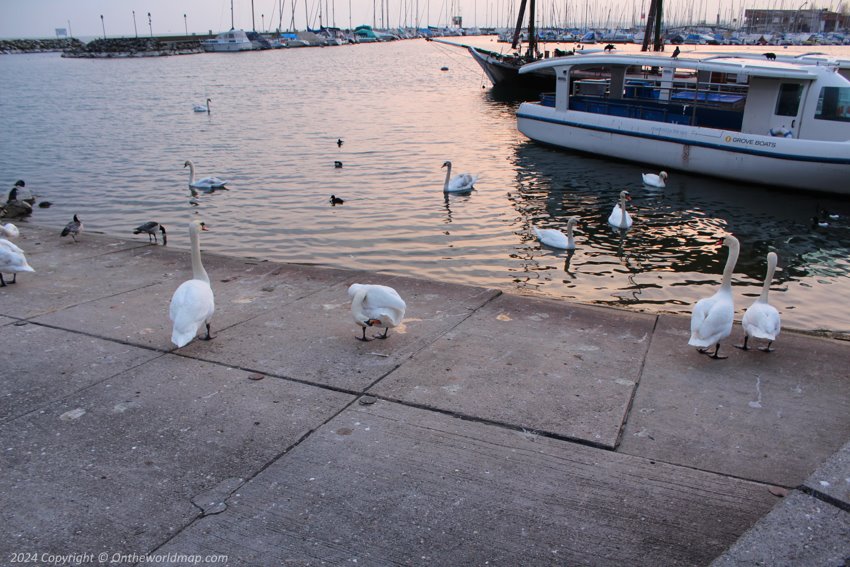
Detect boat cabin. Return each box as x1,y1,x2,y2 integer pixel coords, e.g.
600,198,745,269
533,55,850,142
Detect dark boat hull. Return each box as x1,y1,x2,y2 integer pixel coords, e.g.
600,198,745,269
467,47,553,92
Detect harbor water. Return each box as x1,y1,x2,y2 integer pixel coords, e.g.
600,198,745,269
1,38,849,333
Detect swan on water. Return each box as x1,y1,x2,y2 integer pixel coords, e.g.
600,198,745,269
169,220,215,347
737,251,781,352
0,238,34,286
61,214,83,242
442,161,479,193
0,223,19,238
607,190,633,229
193,98,211,113
642,171,668,188
133,221,167,245
689,234,740,359
184,160,227,190
348,283,406,341
534,216,579,249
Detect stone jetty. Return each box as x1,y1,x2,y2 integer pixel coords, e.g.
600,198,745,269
1,223,847,565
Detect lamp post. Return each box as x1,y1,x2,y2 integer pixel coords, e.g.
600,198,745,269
147,12,152,37
100,14,105,39
261,14,265,31
184,14,188,35
133,10,138,37
795,1,808,34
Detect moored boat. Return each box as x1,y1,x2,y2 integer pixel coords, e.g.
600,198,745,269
516,53,850,193
202,29,254,52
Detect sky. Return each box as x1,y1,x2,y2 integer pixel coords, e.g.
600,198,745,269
0,0,844,39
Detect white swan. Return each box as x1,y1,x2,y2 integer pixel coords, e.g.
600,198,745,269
348,283,406,341
442,161,479,193
0,238,34,286
738,251,781,352
184,160,227,190
533,216,579,249
169,220,215,347
642,170,668,188
193,98,211,113
689,234,740,359
0,222,19,238
608,190,633,229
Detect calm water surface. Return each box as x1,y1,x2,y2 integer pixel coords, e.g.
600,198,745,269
2,39,849,332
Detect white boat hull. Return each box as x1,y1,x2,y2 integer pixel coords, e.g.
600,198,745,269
517,105,850,194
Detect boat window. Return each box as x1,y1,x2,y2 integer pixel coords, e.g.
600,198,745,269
815,87,850,122
775,83,802,116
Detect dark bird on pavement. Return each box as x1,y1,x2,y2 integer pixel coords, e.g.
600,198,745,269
61,214,83,242
133,221,167,245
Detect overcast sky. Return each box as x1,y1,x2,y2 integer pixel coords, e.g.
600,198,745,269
0,0,842,39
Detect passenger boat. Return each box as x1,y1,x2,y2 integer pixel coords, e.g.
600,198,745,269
516,54,850,193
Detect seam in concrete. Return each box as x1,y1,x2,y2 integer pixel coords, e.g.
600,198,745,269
798,484,850,513
614,313,660,450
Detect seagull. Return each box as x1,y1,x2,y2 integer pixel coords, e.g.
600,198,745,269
61,214,83,242
133,221,167,245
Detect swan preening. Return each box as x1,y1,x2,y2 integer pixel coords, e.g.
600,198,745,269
184,160,227,190
642,171,668,188
61,215,82,242
0,238,34,286
608,190,633,229
442,161,479,193
169,220,215,347
689,234,740,359
1,223,19,238
134,221,167,245
193,98,211,113
348,283,406,341
738,251,781,352
534,217,579,249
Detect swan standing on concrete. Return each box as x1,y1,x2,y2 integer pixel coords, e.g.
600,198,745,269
133,222,167,245
689,234,740,359
193,98,211,113
642,171,668,188
442,161,479,193
169,220,215,348
608,190,633,229
348,283,406,341
184,160,227,190
738,251,781,352
61,215,83,242
0,238,34,286
534,217,579,249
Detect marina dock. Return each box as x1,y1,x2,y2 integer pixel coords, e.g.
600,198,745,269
1,224,848,565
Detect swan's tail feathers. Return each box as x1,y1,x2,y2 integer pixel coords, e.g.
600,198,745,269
532,227,543,240
171,325,198,348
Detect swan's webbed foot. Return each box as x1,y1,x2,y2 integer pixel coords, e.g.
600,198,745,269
356,327,372,342
759,341,774,353
698,344,727,359
734,336,750,351
374,328,390,340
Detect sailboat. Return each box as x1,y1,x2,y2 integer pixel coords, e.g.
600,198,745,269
201,0,254,52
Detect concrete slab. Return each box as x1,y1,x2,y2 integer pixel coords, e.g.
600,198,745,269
370,294,655,448
0,322,161,422
151,400,777,566
178,275,501,392
0,354,354,557
619,315,850,486
802,439,850,507
31,256,355,351
710,490,850,567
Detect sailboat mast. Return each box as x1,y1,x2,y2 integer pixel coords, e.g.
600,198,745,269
527,0,536,56
511,0,528,49
231,0,235,29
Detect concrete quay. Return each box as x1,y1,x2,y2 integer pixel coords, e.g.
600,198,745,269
1,224,848,566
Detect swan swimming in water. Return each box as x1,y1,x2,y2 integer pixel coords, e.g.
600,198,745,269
642,171,668,188
442,161,479,193
533,217,579,249
0,238,34,286
184,160,227,190
738,251,781,352
169,220,215,347
348,283,406,341
193,98,211,113
607,190,633,229
689,234,740,359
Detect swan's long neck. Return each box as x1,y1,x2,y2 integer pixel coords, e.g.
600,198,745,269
619,194,628,225
443,164,452,190
720,237,740,291
566,221,576,247
190,227,209,284
187,163,195,184
759,252,777,303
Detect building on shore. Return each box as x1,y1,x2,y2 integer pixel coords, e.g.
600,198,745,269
743,8,849,35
